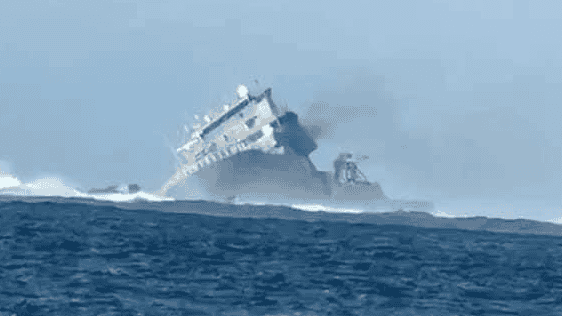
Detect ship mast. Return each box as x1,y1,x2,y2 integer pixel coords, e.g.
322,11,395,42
334,153,368,185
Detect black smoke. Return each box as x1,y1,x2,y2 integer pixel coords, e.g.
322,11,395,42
301,101,379,141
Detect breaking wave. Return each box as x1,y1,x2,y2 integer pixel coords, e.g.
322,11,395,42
0,173,21,189
0,172,173,203
0,171,405,215
229,200,365,213
431,210,468,218
2,169,560,224
290,204,370,214
0,171,480,218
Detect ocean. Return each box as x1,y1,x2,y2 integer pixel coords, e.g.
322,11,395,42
2,197,562,315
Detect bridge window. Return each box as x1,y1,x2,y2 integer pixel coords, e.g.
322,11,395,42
209,142,218,153
245,116,257,129
246,130,264,143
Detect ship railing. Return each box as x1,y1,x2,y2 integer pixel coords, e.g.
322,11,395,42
184,136,280,175
184,140,251,175
198,95,251,139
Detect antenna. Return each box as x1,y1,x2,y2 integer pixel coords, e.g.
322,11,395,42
236,84,249,99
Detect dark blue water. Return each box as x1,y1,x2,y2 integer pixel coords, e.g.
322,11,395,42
1,200,562,315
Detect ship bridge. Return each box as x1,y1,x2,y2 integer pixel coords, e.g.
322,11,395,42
176,87,282,175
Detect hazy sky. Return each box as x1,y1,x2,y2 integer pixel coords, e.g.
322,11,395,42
1,0,561,220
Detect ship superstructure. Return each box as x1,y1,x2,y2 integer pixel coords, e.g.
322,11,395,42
159,84,434,213
162,84,377,199
158,84,433,212
176,85,283,176
333,153,369,185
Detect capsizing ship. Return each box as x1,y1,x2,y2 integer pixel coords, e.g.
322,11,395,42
159,85,432,211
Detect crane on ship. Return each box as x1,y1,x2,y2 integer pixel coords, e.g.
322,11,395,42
333,153,369,185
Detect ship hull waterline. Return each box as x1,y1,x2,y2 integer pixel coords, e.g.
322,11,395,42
161,149,432,212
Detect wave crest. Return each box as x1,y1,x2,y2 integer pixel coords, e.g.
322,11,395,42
0,173,173,203
0,173,22,189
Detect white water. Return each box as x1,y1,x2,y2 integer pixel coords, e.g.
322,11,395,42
0,172,173,203
229,200,365,214
433,199,562,223
290,204,364,214
2,170,562,224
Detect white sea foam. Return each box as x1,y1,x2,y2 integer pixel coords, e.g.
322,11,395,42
547,217,562,224
2,167,557,223
228,197,366,213
431,210,462,218
0,172,174,203
85,191,175,202
290,204,364,213
0,173,22,189
0,176,85,197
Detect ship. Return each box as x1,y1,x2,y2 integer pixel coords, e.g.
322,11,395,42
159,85,432,212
